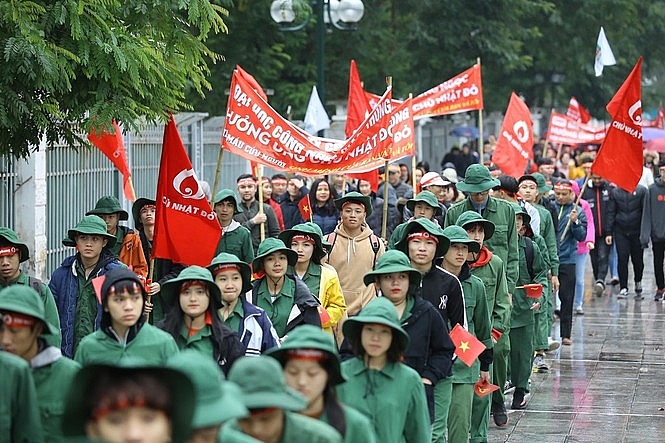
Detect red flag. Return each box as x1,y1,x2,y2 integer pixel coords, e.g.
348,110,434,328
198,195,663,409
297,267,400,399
474,380,500,398
566,97,591,124
348,170,379,193
298,194,313,222
236,65,268,102
591,57,643,193
153,115,222,266
87,120,136,202
345,60,372,138
449,323,486,367
491,93,534,178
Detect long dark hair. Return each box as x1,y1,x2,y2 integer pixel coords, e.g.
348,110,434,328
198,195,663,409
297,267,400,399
309,179,338,215
348,325,403,364
158,289,230,370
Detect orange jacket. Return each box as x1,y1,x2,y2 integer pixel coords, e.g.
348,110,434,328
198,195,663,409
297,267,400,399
119,230,149,278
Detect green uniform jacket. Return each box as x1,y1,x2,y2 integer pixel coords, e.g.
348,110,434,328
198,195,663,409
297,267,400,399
1,273,61,348
451,269,493,383
74,323,179,366
387,221,407,249
534,203,559,276
337,358,430,443
444,197,519,293
216,222,255,264
469,250,511,334
0,352,44,443
511,236,549,328
228,411,342,443
218,426,261,442
30,346,80,442
322,404,378,443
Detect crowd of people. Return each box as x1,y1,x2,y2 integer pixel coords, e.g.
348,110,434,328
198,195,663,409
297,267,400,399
2,137,664,443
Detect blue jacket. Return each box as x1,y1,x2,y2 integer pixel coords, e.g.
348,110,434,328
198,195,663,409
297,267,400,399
49,252,124,358
554,202,587,264
312,207,339,235
279,186,309,229
237,298,280,355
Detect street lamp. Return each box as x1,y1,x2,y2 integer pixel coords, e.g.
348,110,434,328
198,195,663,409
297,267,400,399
270,0,364,127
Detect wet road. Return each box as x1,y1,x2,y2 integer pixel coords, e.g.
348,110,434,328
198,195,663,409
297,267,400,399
489,250,665,442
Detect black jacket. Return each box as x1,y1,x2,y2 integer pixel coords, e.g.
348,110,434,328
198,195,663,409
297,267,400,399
607,185,648,235
580,180,614,237
418,265,466,331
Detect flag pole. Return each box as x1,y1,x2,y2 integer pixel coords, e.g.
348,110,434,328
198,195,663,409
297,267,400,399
409,92,417,192
210,147,224,207
145,258,155,322
477,57,485,161
559,173,590,243
257,165,265,242
381,76,393,241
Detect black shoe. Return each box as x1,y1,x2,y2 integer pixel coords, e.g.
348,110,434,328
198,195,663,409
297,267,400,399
492,402,509,427
511,388,526,410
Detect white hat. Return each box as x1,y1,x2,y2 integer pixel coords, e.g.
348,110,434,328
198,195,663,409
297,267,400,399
420,172,450,188
441,168,459,184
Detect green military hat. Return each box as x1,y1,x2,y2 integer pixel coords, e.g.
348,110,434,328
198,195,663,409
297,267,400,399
0,285,59,335
132,198,156,228
86,196,129,221
160,265,223,310
213,189,243,213
342,296,410,354
0,227,30,263
441,225,481,253
518,173,552,194
334,191,372,216
65,215,117,248
394,217,450,258
405,190,442,215
279,222,327,263
167,350,248,428
252,238,298,272
455,210,496,241
267,324,345,385
510,203,531,226
455,164,501,193
363,249,422,287
62,360,195,443
228,355,308,411
207,252,253,294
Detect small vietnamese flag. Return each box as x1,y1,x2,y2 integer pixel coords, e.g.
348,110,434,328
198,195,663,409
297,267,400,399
298,194,313,222
449,323,486,367
474,380,500,398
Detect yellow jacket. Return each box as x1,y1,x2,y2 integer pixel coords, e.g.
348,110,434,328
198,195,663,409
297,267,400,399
319,264,347,335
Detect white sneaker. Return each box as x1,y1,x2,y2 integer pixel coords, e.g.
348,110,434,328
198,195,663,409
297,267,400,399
618,288,628,299
575,306,584,315
547,337,560,352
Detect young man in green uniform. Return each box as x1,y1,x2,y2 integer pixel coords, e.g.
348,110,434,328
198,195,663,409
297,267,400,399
456,211,511,433
74,267,178,366
0,227,61,347
0,350,44,442
227,355,343,443
444,164,519,301
388,190,442,248
0,285,80,442
214,189,255,264
440,225,493,443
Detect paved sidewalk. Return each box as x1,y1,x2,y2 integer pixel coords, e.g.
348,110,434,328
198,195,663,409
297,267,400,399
489,253,665,442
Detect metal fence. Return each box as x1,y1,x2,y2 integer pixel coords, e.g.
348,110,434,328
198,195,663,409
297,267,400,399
0,156,17,228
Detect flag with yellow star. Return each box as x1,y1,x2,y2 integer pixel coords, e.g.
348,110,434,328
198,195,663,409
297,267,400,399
449,323,486,367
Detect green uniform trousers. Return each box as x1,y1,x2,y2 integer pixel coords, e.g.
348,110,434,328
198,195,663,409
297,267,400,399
533,281,552,350
447,383,474,443
431,376,452,443
509,324,534,391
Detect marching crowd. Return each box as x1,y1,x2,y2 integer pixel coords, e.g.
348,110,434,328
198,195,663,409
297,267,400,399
3,138,665,443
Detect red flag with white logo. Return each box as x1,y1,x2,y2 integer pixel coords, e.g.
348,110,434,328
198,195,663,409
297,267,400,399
491,93,534,178
591,57,643,193
87,120,136,202
152,115,222,266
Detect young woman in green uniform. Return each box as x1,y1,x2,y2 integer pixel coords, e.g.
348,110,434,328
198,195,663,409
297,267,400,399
268,325,377,443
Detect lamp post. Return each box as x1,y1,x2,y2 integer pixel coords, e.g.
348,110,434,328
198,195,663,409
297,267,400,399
270,0,364,122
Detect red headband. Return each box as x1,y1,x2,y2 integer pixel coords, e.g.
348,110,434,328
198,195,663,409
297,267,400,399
211,264,240,276
0,246,19,257
237,178,256,187
291,234,315,245
180,281,207,293
554,182,573,191
407,231,439,244
341,201,365,212
1,311,37,328
92,395,153,421
285,349,328,362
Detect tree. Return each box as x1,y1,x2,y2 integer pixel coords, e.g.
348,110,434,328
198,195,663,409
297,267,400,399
0,0,229,158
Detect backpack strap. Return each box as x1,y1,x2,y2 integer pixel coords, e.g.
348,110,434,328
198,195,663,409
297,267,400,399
369,234,381,269
524,237,535,281
28,276,43,294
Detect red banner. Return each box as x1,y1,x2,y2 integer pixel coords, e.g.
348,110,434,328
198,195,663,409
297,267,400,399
546,112,606,145
345,60,372,138
491,93,534,178
87,120,136,202
591,57,644,193
566,96,591,123
153,115,222,266
412,64,483,118
222,67,414,176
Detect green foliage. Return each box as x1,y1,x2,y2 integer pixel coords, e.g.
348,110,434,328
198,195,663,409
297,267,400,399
0,0,229,158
